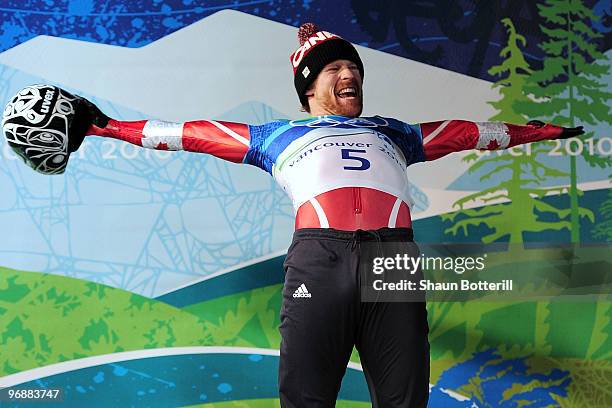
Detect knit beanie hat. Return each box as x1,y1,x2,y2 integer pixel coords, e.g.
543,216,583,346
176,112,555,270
290,23,364,106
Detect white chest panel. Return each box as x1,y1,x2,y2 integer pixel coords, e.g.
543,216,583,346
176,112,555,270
272,127,411,210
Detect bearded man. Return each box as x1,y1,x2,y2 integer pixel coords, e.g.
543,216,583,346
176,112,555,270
2,22,583,408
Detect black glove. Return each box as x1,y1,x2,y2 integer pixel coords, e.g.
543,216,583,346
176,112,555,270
527,120,584,139
2,85,109,175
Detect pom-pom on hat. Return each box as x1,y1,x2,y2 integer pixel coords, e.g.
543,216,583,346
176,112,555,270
290,23,364,107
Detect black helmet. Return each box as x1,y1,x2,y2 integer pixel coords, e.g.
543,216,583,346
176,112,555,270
2,84,101,175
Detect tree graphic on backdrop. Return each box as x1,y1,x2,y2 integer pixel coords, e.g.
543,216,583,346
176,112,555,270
437,17,611,403
519,0,611,243
593,176,612,240
437,17,559,361
441,18,570,245
511,6,611,407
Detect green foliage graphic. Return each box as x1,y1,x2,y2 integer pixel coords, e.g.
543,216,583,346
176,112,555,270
488,18,533,124
185,284,282,348
519,0,611,243
438,20,611,406
0,267,213,376
442,18,576,244
593,176,612,241
558,359,612,407
2,256,610,406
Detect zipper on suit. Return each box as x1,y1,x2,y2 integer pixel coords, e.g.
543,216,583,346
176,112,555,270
353,187,362,214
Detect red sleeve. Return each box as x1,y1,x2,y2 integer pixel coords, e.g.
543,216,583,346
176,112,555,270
420,120,564,161
87,119,251,163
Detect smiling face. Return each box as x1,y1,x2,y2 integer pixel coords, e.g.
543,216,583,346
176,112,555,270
305,59,363,117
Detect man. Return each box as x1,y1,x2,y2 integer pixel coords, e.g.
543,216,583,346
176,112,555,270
2,23,583,407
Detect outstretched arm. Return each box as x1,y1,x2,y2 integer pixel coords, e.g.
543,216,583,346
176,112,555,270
419,120,583,161
86,115,251,163
2,85,252,175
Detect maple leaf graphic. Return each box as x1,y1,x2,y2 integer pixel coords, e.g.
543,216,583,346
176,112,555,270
486,139,500,150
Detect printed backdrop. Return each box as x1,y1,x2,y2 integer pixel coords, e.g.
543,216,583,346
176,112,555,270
0,1,610,407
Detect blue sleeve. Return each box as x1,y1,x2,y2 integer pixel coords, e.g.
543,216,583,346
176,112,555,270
243,120,289,172
378,116,427,166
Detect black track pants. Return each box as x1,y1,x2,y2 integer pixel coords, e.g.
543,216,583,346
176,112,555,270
279,228,430,408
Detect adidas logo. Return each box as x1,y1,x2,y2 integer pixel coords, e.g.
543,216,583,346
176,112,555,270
292,283,312,298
